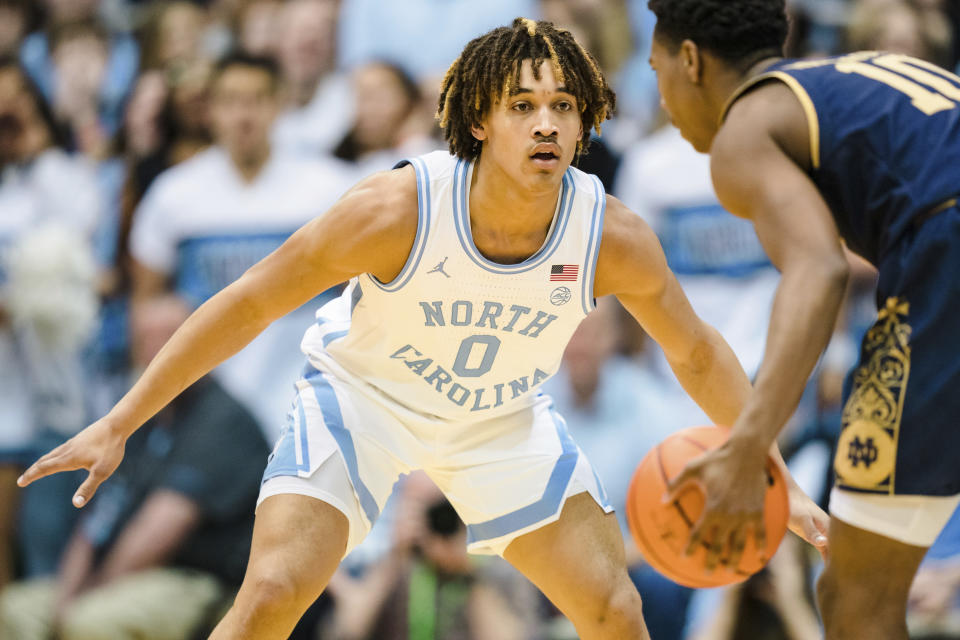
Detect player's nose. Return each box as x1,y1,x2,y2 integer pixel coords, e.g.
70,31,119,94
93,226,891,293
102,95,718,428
532,105,560,138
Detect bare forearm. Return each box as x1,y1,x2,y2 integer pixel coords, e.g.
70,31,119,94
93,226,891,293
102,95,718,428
108,281,272,436
669,331,799,481
731,261,848,453
668,324,752,428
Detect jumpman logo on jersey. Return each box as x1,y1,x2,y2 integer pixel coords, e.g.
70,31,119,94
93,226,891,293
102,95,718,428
427,256,451,278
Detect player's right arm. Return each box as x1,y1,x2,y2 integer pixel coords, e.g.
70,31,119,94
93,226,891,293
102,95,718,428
17,166,420,506
596,194,830,563
658,82,846,564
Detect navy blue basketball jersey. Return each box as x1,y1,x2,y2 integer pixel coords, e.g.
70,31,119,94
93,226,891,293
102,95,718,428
722,52,960,264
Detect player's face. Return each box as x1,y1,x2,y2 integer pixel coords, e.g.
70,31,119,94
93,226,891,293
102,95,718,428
209,66,277,162
649,35,717,153
473,59,583,190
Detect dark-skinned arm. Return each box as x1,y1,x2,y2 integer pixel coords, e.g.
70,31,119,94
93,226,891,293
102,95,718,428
713,86,849,461
596,195,830,567
666,83,846,566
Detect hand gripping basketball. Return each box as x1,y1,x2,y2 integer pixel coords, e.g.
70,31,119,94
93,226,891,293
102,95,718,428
626,426,789,588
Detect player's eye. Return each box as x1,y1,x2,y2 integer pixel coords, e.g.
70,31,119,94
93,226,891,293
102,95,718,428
555,101,573,112
511,102,531,112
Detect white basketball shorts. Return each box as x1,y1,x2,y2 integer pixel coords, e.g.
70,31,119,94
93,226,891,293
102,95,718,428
258,362,612,557
829,487,960,547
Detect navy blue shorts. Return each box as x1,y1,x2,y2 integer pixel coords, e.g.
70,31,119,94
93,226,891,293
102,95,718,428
835,203,960,496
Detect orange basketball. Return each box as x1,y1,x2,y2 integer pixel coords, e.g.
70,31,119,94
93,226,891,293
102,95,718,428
626,426,790,588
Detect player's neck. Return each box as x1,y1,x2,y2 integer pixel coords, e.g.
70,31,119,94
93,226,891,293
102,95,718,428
711,55,783,122
720,56,783,103
465,155,564,264
469,155,562,234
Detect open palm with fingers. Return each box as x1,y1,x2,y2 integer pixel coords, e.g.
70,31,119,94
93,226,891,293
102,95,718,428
17,418,128,507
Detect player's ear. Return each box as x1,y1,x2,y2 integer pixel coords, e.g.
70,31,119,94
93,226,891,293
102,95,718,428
680,39,702,84
471,124,487,141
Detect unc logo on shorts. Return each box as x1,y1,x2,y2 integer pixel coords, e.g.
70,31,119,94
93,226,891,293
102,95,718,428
550,286,572,306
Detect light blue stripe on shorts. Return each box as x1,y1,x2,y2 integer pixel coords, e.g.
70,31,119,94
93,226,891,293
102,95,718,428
465,402,580,545
261,395,311,482
302,365,381,526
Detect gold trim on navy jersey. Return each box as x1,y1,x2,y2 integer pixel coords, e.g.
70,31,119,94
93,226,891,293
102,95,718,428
720,71,821,170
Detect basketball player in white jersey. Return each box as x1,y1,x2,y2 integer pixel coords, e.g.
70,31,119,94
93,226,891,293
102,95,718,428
17,19,829,639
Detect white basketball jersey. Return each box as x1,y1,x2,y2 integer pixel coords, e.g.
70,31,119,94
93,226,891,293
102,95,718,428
301,151,606,421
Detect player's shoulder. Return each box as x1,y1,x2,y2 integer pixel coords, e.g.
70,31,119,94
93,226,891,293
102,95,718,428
594,194,667,297
401,149,461,184
717,78,812,171
596,196,659,270
599,194,658,251
313,163,421,281
332,163,420,238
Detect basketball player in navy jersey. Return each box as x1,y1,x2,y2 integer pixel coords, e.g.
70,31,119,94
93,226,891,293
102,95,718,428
18,18,827,639
647,1,960,637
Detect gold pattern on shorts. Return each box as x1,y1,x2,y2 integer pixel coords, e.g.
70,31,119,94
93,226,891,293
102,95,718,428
835,297,911,494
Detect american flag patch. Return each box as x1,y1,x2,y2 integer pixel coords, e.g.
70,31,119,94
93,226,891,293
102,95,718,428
550,264,579,281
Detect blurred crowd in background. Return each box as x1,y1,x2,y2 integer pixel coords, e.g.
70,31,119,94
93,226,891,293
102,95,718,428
0,0,959,638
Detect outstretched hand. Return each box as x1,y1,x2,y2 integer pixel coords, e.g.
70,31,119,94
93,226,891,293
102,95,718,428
17,418,127,508
665,441,770,572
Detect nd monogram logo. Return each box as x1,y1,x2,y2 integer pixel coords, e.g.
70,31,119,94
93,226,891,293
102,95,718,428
835,419,897,490
835,296,910,493
847,436,879,468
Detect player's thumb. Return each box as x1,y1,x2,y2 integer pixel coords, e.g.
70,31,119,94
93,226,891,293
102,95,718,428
72,467,106,508
664,464,697,503
799,516,830,559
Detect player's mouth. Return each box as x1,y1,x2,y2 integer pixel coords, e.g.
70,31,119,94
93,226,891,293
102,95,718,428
529,144,560,169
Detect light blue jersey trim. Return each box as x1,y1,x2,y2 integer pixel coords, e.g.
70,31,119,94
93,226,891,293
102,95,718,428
465,402,580,545
453,159,575,274
322,330,349,348
590,465,612,510
368,157,432,292
303,366,380,525
350,281,363,315
581,176,607,314
261,396,311,482
314,317,349,347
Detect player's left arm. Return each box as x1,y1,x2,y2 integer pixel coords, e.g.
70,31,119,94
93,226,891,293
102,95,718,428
595,196,752,428
595,196,829,561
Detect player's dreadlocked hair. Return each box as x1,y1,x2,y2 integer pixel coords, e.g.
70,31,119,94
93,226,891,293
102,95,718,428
437,17,616,159
648,0,788,67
